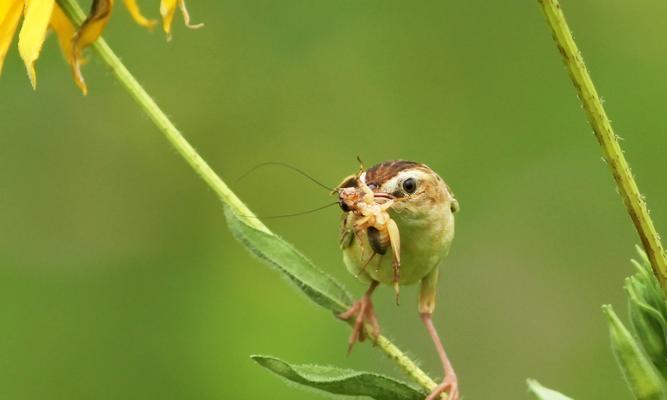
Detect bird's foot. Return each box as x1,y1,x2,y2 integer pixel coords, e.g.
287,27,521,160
425,373,459,400
337,293,380,353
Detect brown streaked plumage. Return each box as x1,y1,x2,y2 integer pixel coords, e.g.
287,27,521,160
365,160,422,188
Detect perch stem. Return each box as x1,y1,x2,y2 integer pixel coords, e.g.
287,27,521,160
539,0,667,291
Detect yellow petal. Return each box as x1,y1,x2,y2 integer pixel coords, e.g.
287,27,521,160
50,4,88,93
123,0,156,30
72,0,115,95
50,5,75,65
0,0,23,75
0,0,18,23
18,0,55,89
159,0,178,40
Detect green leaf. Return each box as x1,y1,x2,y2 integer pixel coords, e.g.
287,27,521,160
225,207,353,313
603,305,666,400
527,379,573,400
251,355,425,400
626,246,667,378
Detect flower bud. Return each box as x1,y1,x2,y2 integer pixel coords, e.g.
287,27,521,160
626,246,667,378
604,305,665,400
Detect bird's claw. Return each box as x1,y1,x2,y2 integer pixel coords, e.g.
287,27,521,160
425,373,459,400
337,295,380,353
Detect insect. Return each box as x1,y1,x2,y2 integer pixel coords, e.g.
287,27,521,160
337,165,402,301
336,159,460,400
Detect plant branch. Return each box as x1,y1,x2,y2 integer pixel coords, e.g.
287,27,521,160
56,0,267,234
56,0,443,395
539,0,667,291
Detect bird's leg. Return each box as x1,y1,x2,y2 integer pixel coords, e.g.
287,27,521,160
386,218,401,304
421,313,459,400
337,280,380,353
419,268,459,400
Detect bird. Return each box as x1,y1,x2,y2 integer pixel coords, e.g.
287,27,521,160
336,159,460,400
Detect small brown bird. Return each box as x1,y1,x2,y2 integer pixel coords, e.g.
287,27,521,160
336,160,460,400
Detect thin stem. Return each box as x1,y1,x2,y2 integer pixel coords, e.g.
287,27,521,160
539,0,667,291
56,0,442,395
376,334,439,391
57,0,267,234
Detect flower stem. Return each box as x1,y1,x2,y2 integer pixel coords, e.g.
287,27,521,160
539,0,667,291
56,0,443,395
56,0,268,234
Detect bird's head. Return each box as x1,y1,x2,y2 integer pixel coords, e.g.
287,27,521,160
336,160,458,221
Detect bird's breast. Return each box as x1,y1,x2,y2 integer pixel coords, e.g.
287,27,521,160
343,205,454,285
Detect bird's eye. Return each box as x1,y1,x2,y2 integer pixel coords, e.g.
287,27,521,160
402,177,417,194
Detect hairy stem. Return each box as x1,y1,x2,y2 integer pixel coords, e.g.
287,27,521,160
56,0,443,395
539,0,667,291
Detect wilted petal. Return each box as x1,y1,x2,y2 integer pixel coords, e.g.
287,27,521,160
179,0,203,30
159,0,178,40
160,0,202,41
123,0,157,29
18,0,55,88
75,0,113,51
72,0,114,95
0,0,23,75
49,4,88,93
50,5,75,65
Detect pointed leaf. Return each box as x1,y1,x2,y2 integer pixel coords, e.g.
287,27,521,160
225,207,352,313
527,379,573,400
252,355,425,400
69,0,114,94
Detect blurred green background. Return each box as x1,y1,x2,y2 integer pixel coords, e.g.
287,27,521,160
2,0,667,398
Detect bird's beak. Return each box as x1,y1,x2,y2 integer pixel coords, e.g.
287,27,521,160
373,192,394,203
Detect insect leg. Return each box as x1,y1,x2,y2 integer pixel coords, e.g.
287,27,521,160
385,218,401,304
356,252,376,278
374,254,384,273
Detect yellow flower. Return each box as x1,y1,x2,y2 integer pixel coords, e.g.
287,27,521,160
0,0,202,94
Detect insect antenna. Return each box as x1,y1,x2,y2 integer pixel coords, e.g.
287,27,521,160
241,201,338,220
356,156,366,171
237,161,333,191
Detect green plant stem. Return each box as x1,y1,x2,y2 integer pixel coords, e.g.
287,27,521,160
56,0,267,234
56,0,443,396
539,0,667,291
376,335,439,391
